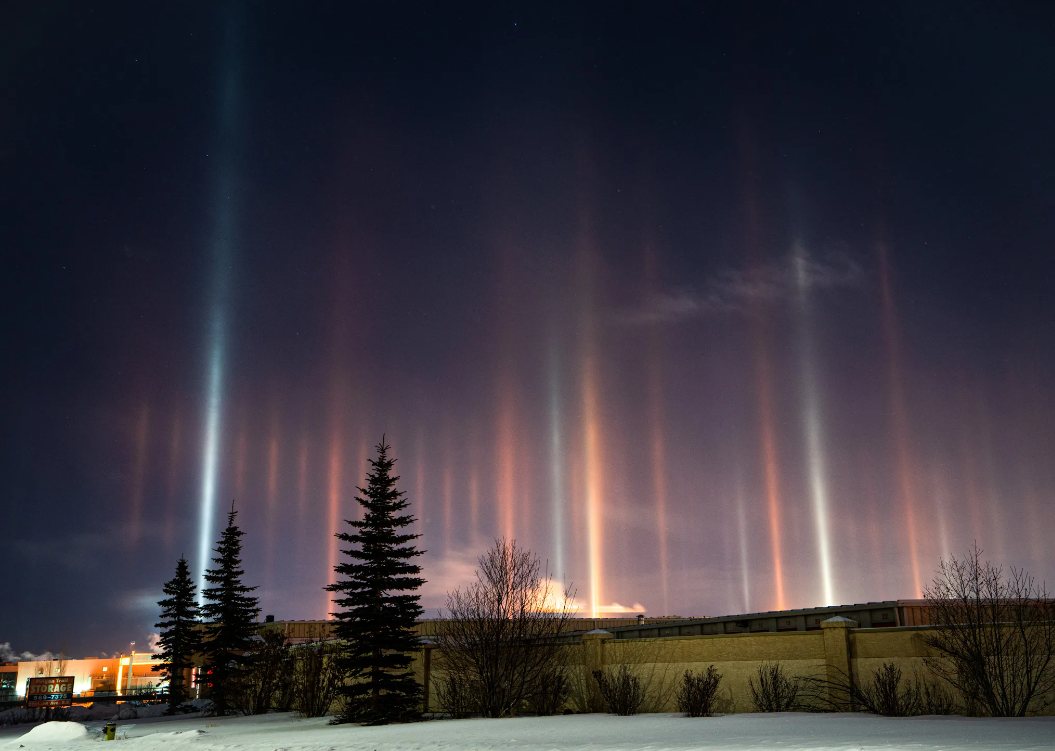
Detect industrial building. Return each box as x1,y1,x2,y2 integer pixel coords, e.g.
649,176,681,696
0,652,163,702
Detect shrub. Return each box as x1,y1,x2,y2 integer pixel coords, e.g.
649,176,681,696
862,663,916,717
594,665,644,716
527,663,571,716
232,629,293,715
916,676,955,715
800,662,958,716
292,629,342,718
677,666,723,717
436,671,480,719
750,662,799,712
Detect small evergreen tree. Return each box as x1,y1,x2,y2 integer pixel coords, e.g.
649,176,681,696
201,506,259,715
327,438,425,724
154,556,201,711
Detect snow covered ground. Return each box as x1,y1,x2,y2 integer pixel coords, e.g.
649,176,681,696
2,711,1053,751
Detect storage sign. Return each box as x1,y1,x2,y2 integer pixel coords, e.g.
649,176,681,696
26,676,74,708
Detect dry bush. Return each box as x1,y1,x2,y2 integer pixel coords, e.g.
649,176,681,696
860,663,917,717
800,662,955,717
594,665,644,715
750,662,800,712
923,545,1055,717
567,661,603,714
232,629,293,715
526,659,572,716
0,708,39,726
292,628,342,718
916,676,956,715
435,670,479,718
566,636,681,715
677,666,723,717
438,539,575,718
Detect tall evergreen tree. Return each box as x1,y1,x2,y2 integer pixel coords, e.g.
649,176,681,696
200,506,259,715
327,439,425,724
154,556,201,711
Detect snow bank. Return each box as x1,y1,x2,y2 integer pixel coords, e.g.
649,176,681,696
5,711,1054,751
10,722,88,744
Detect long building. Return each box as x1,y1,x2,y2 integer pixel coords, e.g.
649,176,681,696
267,600,932,642
0,652,162,701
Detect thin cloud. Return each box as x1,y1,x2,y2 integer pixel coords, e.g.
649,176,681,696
618,251,864,325
0,642,56,662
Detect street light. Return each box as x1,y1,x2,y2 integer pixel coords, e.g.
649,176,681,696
128,642,135,694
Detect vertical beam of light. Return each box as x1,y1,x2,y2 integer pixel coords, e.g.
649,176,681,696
737,123,785,611
751,292,785,610
326,213,355,613
326,428,342,617
956,390,985,546
877,240,923,598
497,376,516,543
794,247,835,606
469,420,481,547
268,428,279,506
297,434,308,518
582,351,603,618
165,414,181,548
196,8,239,599
442,432,453,554
265,417,279,586
197,337,226,603
469,470,480,547
415,428,426,542
568,437,584,570
356,434,369,522
130,403,150,547
973,396,1006,558
735,475,751,613
548,340,566,583
861,455,885,585
648,376,669,615
577,220,604,618
642,239,670,616
574,161,604,619
930,466,952,564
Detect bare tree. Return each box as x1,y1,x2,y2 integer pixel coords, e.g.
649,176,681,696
41,651,68,679
799,662,955,717
438,538,575,718
922,545,1055,716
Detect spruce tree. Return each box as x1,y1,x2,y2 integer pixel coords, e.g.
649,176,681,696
200,507,259,714
327,439,425,724
154,556,201,711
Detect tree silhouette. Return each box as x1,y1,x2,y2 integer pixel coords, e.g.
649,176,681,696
327,439,425,724
154,556,201,711
201,507,259,714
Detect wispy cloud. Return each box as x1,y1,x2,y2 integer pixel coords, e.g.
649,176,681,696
617,250,864,325
0,642,57,662
119,589,163,614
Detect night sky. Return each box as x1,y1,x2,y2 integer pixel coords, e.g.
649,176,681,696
3,2,1055,659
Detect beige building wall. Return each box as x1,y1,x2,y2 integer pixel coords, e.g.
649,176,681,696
417,620,1054,715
